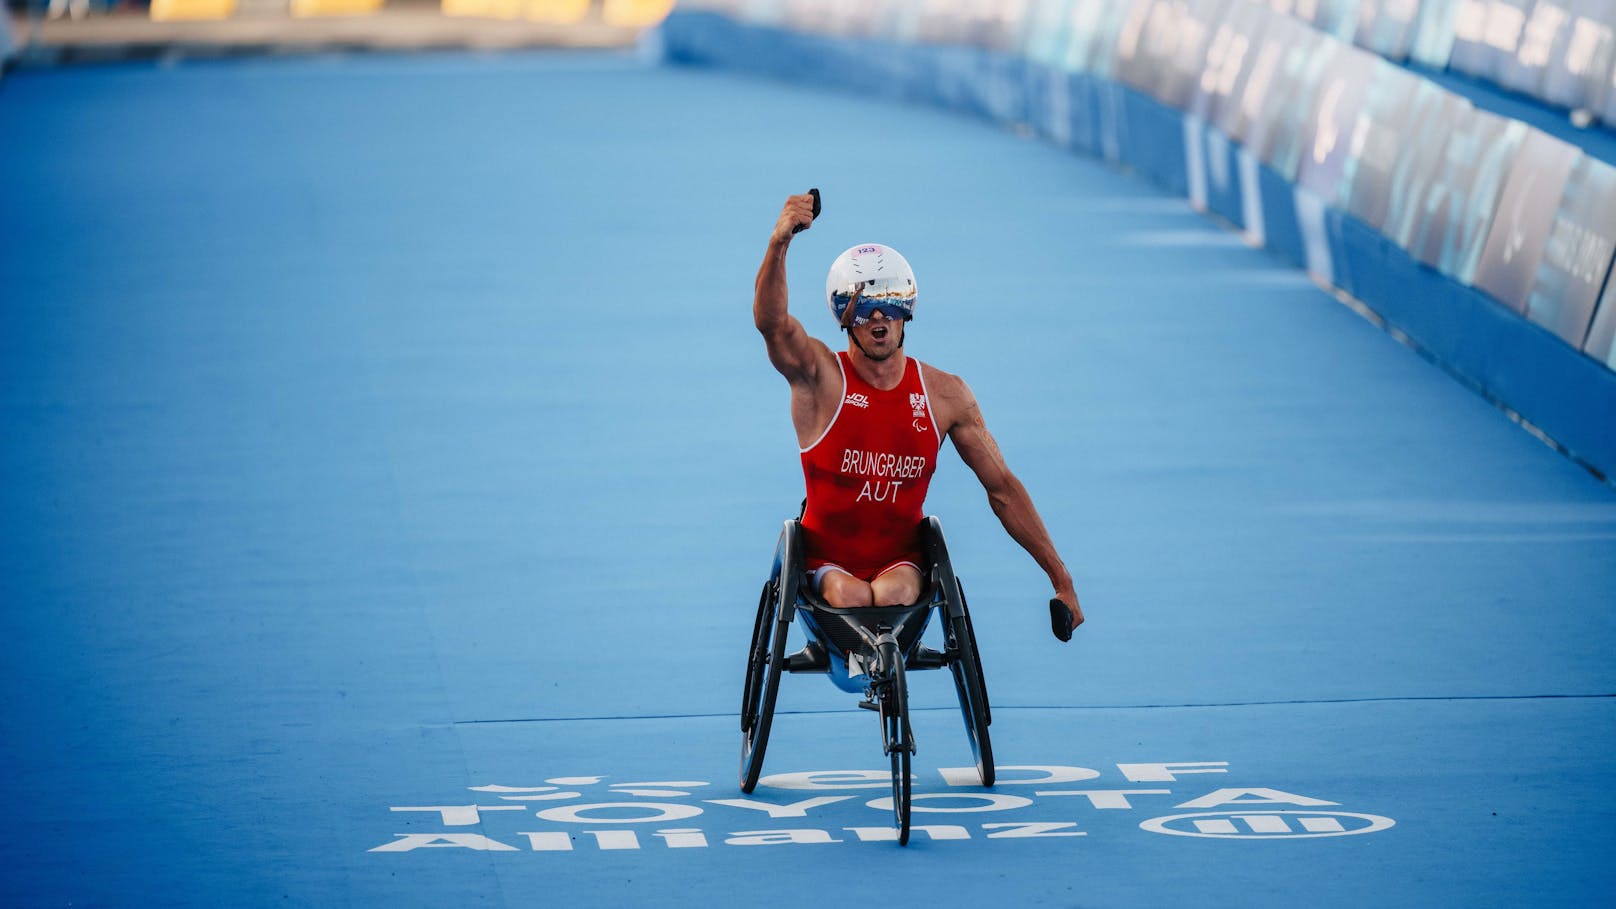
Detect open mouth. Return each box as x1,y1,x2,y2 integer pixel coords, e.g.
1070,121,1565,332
871,325,890,341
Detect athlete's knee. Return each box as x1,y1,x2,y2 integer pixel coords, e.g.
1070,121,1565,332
871,565,922,607
819,570,874,608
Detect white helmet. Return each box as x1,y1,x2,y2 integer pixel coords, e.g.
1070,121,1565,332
824,244,918,328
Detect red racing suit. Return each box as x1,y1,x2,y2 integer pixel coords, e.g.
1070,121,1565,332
800,351,942,580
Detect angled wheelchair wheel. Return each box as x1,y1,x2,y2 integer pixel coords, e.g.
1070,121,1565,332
948,579,994,787
742,524,802,793
740,580,771,733
740,578,788,793
878,637,913,846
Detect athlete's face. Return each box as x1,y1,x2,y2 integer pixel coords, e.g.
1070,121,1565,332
850,309,905,361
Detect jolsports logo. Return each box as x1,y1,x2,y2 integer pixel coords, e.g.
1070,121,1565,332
844,393,871,409
368,760,1398,854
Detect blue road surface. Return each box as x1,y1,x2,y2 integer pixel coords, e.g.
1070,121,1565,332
2,51,1614,907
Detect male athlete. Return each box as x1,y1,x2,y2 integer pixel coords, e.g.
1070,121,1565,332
754,190,1083,639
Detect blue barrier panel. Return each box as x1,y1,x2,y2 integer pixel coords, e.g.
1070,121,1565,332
1119,85,1190,197
1485,312,1616,475
1334,209,1514,388
1258,160,1307,268
927,43,988,116
1023,54,1058,136
1031,65,1105,155
1095,77,1128,164
1328,206,1399,317
1199,118,1245,226
1072,69,1105,155
974,49,1033,124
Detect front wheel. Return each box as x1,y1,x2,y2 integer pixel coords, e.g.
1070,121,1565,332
879,638,913,845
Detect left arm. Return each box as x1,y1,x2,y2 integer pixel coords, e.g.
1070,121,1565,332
940,375,1083,631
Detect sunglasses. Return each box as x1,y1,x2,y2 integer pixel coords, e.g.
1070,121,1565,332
851,300,912,325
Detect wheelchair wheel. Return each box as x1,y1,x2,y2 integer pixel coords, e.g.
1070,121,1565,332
879,637,913,846
740,578,788,793
948,580,994,787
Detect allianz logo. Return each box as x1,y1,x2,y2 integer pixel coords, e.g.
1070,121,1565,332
1142,810,1394,840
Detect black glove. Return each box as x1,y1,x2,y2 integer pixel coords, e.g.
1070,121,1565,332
1050,598,1074,642
792,187,820,234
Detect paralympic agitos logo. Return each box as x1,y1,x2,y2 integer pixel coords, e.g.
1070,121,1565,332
369,760,1395,852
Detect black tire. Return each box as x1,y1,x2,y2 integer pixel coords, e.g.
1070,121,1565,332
958,580,991,727
740,581,788,793
880,638,913,846
949,582,994,787
740,581,771,732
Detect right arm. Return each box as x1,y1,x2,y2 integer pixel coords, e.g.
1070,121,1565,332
754,193,830,386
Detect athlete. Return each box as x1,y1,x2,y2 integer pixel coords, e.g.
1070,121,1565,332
753,191,1083,639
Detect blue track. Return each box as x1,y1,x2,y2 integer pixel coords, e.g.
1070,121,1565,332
2,51,1614,907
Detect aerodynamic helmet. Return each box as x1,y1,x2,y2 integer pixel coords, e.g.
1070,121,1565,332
824,244,917,329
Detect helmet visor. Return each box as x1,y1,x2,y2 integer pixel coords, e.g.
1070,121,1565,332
829,275,916,323
850,300,911,325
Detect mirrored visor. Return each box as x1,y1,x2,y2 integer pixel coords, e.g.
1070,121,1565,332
829,276,916,320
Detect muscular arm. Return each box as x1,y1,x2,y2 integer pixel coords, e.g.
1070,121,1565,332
942,377,1084,630
754,193,829,385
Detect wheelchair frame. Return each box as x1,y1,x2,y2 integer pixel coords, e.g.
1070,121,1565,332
739,516,993,845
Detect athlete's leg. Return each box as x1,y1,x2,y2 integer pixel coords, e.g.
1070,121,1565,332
817,566,875,608
870,562,923,607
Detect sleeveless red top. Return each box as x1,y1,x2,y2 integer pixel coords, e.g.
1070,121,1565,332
800,351,942,579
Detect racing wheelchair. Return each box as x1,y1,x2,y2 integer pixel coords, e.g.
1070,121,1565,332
740,515,993,846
